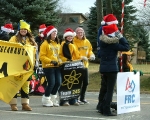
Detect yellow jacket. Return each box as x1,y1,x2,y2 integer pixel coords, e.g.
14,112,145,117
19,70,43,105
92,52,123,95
9,35,37,65
73,36,94,67
59,41,81,62
39,40,60,68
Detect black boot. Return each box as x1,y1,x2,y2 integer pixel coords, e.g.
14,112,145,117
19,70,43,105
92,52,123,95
97,103,103,114
103,112,117,116
110,102,117,110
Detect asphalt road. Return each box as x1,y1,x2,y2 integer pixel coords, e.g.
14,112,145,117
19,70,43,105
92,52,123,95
0,92,150,120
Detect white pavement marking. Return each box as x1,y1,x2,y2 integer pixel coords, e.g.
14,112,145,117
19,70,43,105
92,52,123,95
0,110,117,120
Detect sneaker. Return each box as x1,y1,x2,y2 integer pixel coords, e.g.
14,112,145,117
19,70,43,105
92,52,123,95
73,102,80,106
63,102,70,106
77,100,84,105
80,99,89,105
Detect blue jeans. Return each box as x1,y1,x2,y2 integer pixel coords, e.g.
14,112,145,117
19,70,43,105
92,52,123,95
43,67,62,97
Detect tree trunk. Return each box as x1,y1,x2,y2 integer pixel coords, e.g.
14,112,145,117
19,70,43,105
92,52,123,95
96,0,103,30
106,0,113,14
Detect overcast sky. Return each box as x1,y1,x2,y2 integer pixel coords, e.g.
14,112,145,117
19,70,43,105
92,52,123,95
59,0,95,14
59,0,145,14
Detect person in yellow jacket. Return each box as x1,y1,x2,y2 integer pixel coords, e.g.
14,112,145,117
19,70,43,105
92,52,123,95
9,20,37,111
59,28,81,62
73,27,95,104
39,25,62,107
59,28,81,106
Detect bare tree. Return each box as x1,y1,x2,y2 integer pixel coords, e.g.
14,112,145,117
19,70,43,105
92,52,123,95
106,0,113,14
96,0,103,30
135,1,150,29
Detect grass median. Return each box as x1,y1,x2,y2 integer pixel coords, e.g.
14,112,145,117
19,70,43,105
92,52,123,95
88,62,150,93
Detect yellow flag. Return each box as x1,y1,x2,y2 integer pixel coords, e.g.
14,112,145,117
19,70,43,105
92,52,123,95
0,40,35,103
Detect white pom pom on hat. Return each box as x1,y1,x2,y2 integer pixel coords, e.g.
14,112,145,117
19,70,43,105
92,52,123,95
101,14,118,25
101,21,105,25
40,33,44,37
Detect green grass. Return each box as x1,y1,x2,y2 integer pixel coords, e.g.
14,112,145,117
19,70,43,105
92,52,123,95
87,62,150,93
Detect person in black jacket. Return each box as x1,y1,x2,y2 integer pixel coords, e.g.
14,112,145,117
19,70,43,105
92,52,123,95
98,24,130,116
0,23,14,41
35,24,46,52
96,14,119,112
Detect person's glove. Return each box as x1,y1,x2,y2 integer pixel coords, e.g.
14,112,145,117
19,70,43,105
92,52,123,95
50,61,58,66
115,31,123,39
132,70,137,74
140,71,143,76
58,59,62,63
90,54,95,61
81,56,88,61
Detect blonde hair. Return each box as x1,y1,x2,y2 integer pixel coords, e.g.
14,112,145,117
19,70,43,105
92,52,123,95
16,31,37,46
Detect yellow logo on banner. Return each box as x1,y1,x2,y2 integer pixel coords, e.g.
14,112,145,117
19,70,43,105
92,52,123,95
62,70,81,90
0,40,35,103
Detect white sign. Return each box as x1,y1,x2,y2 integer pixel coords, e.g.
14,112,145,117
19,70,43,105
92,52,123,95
117,72,140,114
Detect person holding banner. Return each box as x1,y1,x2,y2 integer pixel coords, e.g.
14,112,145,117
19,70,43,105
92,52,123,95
73,27,95,105
39,25,62,107
59,28,81,106
98,24,130,116
9,20,37,111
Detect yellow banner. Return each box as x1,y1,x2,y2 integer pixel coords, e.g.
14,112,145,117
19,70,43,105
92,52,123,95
0,40,35,103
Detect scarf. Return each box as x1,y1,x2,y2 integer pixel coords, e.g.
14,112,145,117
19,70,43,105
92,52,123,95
62,41,72,60
127,62,133,72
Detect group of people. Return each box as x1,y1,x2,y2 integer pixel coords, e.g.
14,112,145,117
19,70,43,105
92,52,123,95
0,19,95,111
39,26,95,107
0,13,143,117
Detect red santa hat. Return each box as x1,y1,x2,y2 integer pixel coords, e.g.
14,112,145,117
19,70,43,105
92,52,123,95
63,28,76,38
40,25,57,37
101,14,118,25
39,24,46,32
102,24,119,37
1,23,14,33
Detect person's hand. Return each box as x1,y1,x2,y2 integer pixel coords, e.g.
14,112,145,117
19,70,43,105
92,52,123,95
132,70,137,74
50,61,58,66
90,54,95,61
140,71,143,76
115,31,123,39
67,59,72,61
81,56,88,61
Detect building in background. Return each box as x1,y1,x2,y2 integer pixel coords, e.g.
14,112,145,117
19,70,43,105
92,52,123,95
58,13,88,39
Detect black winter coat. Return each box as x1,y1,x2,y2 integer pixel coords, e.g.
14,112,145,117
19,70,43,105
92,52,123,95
0,31,10,41
99,35,130,73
